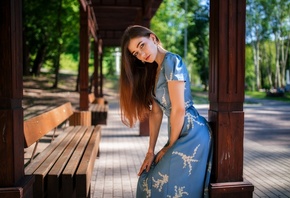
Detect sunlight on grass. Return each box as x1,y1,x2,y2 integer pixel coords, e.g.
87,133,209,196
246,91,290,103
191,87,209,104
191,89,290,104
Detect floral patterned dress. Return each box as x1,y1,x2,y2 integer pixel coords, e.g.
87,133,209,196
136,52,213,198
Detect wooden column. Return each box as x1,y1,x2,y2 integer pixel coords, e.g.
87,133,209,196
208,0,254,197
79,5,89,111
0,0,34,197
93,39,105,104
93,40,99,98
99,52,104,97
138,3,152,136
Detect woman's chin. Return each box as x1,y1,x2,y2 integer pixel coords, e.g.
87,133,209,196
146,60,154,63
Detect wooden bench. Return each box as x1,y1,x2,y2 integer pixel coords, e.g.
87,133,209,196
24,102,101,198
88,93,108,125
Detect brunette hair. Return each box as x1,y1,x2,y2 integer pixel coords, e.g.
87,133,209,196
119,25,161,127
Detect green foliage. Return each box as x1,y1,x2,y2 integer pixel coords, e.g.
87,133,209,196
60,54,79,73
23,0,80,74
22,0,289,91
246,0,290,90
187,2,209,90
245,45,256,91
151,0,185,54
102,47,118,77
151,0,209,88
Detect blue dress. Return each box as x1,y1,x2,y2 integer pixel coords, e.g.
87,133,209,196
136,52,213,198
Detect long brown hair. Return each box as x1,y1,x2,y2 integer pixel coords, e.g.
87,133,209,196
119,25,161,127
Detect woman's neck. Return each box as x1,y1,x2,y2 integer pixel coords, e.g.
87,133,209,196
155,46,167,66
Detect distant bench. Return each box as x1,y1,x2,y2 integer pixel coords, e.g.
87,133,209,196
266,88,285,97
24,102,101,198
88,93,108,125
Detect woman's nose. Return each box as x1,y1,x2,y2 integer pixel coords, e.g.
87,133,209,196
139,51,146,58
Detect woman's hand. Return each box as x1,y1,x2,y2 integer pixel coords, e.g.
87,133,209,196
138,152,155,176
155,146,170,164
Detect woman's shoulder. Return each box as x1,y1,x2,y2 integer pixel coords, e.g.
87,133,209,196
164,51,182,59
162,51,183,66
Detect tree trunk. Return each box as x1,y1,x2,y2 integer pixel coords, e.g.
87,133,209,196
22,29,31,76
280,34,290,87
253,41,261,90
75,64,80,92
274,35,281,88
52,56,60,88
31,44,46,76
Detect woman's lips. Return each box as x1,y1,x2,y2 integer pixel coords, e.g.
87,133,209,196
145,55,150,61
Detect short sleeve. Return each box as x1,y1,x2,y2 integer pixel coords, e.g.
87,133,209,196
163,53,187,82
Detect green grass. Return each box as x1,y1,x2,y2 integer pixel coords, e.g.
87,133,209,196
246,91,290,103
190,87,290,104
191,87,209,104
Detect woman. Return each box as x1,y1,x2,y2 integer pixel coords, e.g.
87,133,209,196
119,25,212,198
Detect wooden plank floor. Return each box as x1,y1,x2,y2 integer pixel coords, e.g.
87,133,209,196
23,89,290,198
91,97,290,198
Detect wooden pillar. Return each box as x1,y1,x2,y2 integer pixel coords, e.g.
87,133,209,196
93,40,99,98
79,5,89,111
138,3,152,136
0,0,34,197
99,52,104,97
69,111,91,126
93,39,104,98
208,0,254,197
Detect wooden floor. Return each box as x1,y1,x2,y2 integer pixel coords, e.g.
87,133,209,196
23,89,290,198
91,97,290,198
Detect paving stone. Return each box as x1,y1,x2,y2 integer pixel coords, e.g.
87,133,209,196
91,98,290,198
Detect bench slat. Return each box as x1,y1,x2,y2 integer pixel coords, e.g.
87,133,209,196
24,101,102,198
47,126,89,198
76,125,101,197
61,126,96,197
25,126,75,174
24,102,74,147
31,126,81,198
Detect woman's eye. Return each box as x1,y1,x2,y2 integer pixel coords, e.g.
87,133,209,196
133,52,138,57
140,43,144,48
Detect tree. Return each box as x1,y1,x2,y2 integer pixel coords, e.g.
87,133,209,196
23,0,79,87
246,0,271,90
187,1,209,90
246,0,290,90
265,0,290,88
151,0,211,89
151,0,184,54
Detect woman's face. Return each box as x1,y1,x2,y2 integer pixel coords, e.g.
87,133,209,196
127,34,158,63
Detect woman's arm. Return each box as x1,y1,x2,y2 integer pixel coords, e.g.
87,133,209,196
148,99,163,153
167,80,185,146
155,81,185,163
138,99,163,176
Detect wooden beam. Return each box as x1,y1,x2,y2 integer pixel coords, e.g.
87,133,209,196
0,0,25,186
99,48,104,97
88,6,98,40
0,0,34,196
93,40,99,98
79,0,87,11
208,0,254,196
79,4,90,111
143,0,153,21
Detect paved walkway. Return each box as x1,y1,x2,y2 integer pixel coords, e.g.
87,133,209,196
90,97,290,198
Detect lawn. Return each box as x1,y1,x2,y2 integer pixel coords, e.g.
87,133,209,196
245,90,290,103
191,87,290,104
